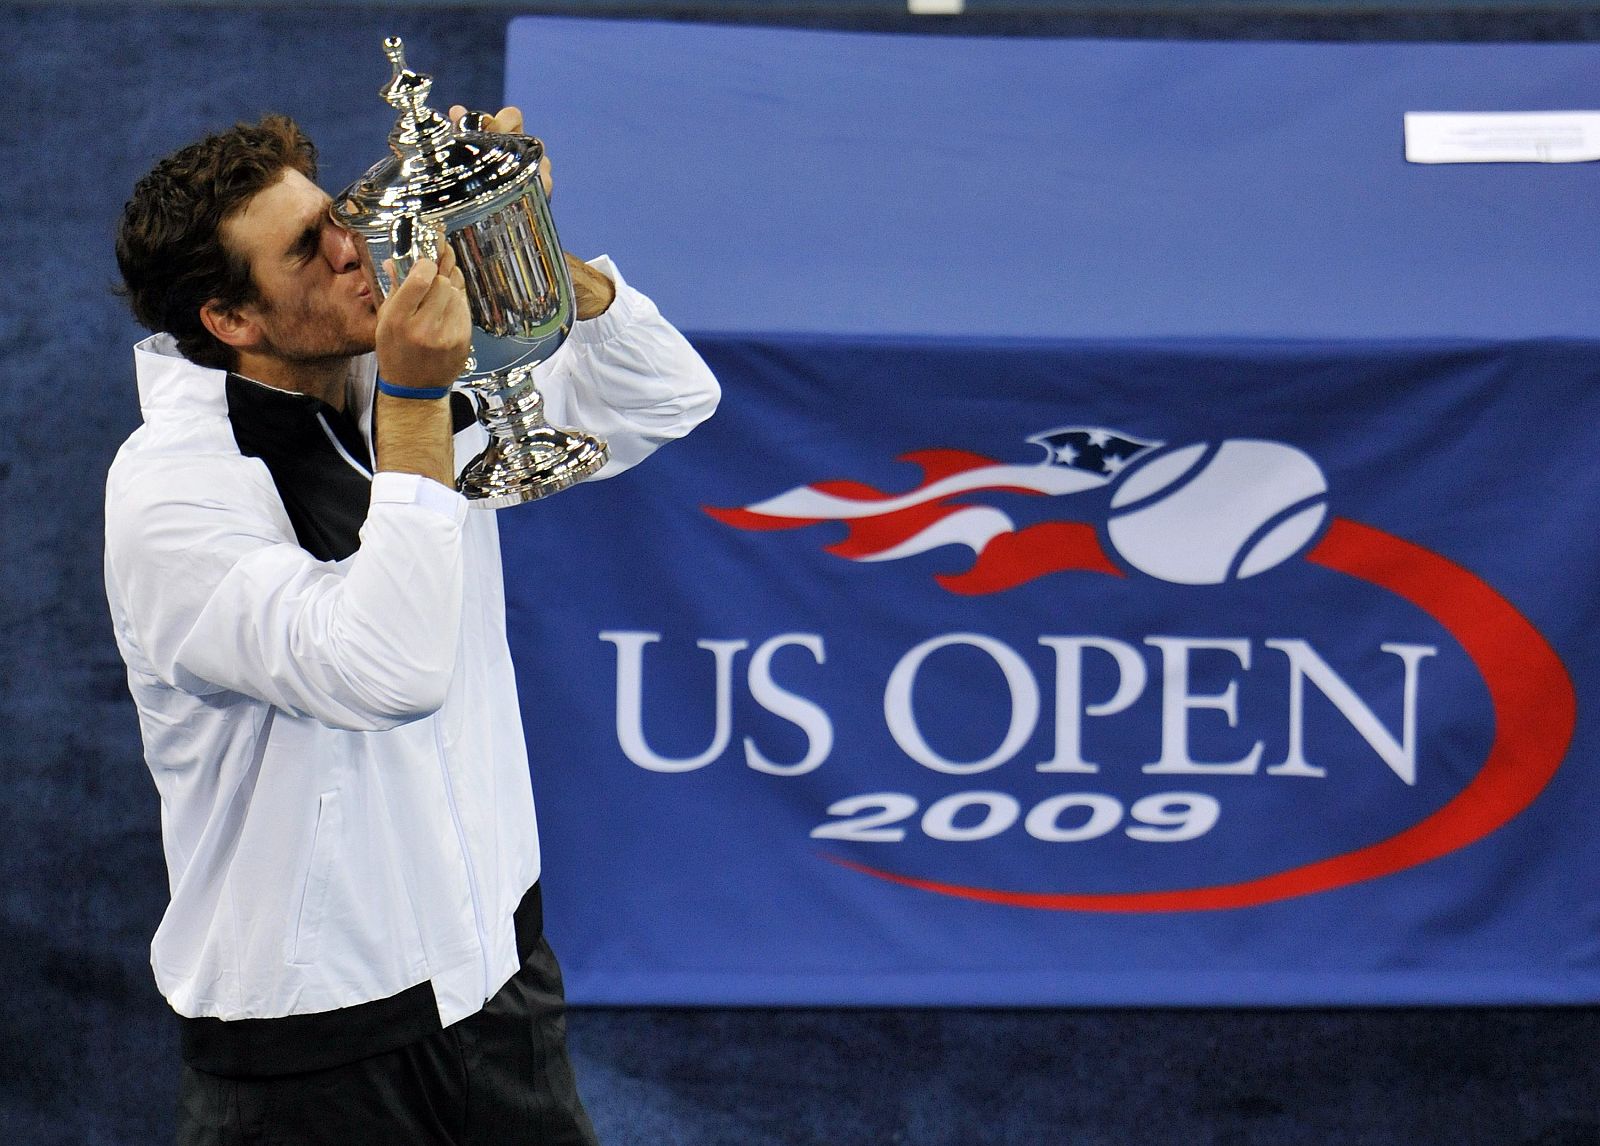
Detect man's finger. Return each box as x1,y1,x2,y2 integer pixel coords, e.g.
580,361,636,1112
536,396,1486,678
414,261,470,325
412,287,473,356
446,104,522,134
431,241,468,295
493,106,524,134
419,270,464,318
386,257,439,316
435,235,458,277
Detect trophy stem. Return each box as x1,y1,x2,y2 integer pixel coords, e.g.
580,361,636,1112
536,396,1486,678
457,368,609,508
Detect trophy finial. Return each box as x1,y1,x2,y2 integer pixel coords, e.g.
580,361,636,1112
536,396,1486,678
381,36,435,113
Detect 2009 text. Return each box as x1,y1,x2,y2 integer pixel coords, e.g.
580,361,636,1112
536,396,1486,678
810,790,1221,844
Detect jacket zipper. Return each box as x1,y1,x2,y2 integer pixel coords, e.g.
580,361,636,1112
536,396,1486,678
433,721,495,1002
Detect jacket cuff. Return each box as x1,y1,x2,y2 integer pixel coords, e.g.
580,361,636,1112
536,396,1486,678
370,472,469,523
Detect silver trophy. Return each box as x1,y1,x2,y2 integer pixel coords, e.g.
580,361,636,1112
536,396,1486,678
332,37,607,507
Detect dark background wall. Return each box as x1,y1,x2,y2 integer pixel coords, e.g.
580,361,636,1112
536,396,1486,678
3,4,1599,1144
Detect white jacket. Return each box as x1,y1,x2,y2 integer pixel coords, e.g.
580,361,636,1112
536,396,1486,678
104,259,718,1028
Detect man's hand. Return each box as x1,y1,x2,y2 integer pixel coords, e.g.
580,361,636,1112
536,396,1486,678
450,104,615,319
375,236,472,391
565,252,617,321
371,233,468,487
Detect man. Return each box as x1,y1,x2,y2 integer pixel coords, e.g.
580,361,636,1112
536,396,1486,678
105,108,718,1144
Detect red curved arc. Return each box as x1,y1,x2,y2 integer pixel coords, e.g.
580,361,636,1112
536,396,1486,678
825,517,1577,912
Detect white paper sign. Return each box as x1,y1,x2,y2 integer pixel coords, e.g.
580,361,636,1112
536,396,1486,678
1404,111,1600,164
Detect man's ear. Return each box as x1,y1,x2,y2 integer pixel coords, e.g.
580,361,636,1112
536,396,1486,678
199,301,261,351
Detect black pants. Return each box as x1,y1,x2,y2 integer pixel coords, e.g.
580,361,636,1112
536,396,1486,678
176,936,599,1146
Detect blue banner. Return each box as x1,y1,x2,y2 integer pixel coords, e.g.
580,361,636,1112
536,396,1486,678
502,336,1596,1005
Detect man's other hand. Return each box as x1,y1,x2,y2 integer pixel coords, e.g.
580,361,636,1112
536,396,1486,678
565,253,617,321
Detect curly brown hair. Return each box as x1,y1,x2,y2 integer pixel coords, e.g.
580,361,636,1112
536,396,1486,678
116,115,318,370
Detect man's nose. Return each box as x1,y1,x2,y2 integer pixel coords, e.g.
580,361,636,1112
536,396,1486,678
323,221,362,273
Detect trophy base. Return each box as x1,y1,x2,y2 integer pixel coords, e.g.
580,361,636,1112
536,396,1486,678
458,426,609,509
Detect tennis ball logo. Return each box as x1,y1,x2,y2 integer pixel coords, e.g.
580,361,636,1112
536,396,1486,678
1106,440,1329,584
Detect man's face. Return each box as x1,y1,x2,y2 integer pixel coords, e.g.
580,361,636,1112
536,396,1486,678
220,167,378,366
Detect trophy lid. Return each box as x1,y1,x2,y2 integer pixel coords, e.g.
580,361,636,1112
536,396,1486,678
332,37,545,236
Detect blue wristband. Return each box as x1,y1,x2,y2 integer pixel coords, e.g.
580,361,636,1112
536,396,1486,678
376,378,452,401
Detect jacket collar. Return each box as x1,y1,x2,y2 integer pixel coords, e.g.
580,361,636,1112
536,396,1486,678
133,333,377,421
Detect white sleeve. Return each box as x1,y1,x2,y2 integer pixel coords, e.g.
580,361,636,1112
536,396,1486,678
106,460,468,733
534,255,720,478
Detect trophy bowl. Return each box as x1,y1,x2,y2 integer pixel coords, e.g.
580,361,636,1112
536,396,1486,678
331,37,607,508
